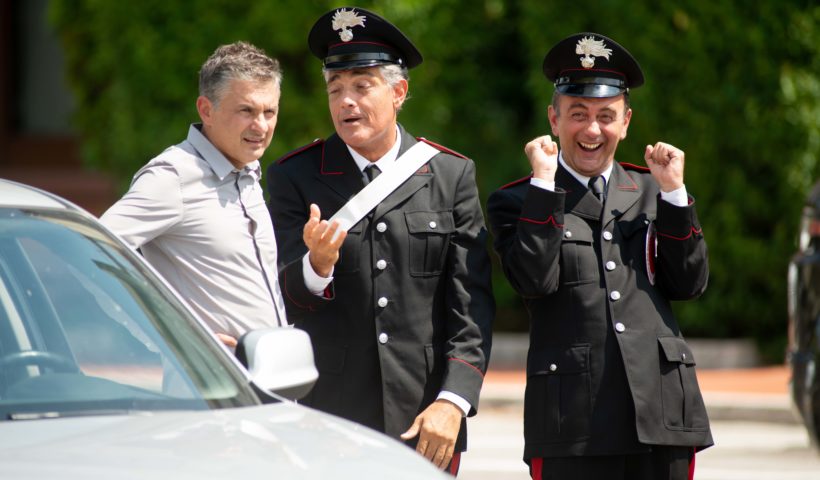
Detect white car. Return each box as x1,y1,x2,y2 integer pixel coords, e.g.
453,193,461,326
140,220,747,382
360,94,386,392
0,179,448,479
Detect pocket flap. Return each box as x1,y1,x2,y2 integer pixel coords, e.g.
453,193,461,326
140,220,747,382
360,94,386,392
527,344,590,375
658,337,696,365
405,211,455,234
617,214,653,239
562,216,594,243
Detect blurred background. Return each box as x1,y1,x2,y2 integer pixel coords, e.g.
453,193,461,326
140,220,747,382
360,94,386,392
1,0,818,364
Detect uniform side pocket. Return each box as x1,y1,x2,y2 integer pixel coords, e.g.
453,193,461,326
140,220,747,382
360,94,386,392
658,336,709,431
524,344,591,443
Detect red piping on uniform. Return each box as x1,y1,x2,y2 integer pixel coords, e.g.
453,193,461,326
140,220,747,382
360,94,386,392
329,40,392,50
688,448,696,480
281,270,314,311
417,137,466,159
619,161,650,173
658,226,702,241
277,140,322,164
531,457,543,480
448,357,484,377
449,452,461,476
519,215,563,228
499,175,533,190
559,67,626,78
320,142,344,175
615,172,639,191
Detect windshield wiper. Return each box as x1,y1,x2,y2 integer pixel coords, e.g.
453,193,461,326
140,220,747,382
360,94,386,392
6,409,137,421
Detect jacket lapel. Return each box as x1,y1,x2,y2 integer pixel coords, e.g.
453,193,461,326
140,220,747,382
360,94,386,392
557,165,601,221
314,134,366,202
602,163,641,228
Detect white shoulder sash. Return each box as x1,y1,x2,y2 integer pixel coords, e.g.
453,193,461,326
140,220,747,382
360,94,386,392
328,141,439,236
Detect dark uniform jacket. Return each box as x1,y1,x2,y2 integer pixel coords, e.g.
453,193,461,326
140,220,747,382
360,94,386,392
266,125,494,451
486,161,713,460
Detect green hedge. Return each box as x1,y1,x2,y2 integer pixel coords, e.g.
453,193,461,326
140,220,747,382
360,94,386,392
51,0,820,362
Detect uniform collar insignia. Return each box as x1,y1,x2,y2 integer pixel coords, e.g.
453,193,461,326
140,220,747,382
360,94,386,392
332,8,366,42
575,36,613,69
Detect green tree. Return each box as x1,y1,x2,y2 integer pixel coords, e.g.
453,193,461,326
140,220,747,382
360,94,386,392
51,0,820,361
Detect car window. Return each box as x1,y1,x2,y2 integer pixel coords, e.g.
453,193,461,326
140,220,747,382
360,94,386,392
0,208,261,421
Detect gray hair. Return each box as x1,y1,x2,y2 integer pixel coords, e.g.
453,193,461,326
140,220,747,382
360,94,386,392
199,41,282,106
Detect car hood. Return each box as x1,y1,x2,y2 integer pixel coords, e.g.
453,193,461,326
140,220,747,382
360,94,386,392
0,402,447,480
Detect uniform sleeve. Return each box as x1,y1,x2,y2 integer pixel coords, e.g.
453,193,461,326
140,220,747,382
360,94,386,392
266,162,334,314
653,196,709,300
99,165,183,248
486,183,566,298
440,159,495,415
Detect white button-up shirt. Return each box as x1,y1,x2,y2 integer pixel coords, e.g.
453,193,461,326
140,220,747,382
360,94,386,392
100,124,287,338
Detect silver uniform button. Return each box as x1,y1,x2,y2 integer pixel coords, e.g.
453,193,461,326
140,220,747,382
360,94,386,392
378,297,388,308
376,259,387,270
549,363,557,372
564,230,572,239
682,353,687,360
376,222,387,233
429,221,437,229
615,322,626,333
603,231,613,241
610,290,621,301
378,332,388,344
605,261,616,271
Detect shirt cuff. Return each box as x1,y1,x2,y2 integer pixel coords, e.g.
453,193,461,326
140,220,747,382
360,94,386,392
660,185,688,207
530,177,556,192
437,391,471,417
302,254,333,296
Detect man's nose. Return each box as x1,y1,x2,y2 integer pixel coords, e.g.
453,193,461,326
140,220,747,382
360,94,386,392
585,121,601,136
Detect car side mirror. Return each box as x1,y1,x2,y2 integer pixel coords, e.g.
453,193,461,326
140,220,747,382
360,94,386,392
236,328,318,401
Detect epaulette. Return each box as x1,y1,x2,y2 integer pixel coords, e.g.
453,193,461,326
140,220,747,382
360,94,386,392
619,161,650,173
277,139,324,164
499,175,533,190
416,137,468,159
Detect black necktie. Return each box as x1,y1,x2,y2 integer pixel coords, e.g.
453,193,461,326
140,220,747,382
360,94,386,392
364,164,381,184
588,175,606,202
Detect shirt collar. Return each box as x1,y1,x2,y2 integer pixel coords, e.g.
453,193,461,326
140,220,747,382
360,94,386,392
558,151,613,186
187,124,260,181
346,125,402,174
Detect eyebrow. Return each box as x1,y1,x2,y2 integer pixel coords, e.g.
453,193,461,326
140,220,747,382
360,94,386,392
328,69,376,84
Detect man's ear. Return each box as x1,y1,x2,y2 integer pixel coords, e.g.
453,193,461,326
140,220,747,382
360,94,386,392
392,78,409,110
621,108,633,140
547,105,559,135
196,96,213,125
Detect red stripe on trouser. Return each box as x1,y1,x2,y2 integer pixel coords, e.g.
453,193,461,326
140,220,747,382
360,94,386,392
448,452,461,476
530,457,543,480
688,448,696,480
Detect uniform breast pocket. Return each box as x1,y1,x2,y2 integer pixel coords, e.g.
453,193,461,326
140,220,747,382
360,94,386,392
405,211,455,277
560,217,597,285
335,222,363,275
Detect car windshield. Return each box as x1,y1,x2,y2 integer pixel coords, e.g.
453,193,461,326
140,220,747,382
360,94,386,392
0,207,261,421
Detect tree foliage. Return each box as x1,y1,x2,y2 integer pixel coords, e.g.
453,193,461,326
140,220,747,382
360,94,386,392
50,0,820,361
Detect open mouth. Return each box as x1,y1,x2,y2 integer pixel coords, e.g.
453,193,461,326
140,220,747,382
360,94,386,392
579,142,602,152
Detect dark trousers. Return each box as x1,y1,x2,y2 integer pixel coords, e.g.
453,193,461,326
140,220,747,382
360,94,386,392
529,446,695,480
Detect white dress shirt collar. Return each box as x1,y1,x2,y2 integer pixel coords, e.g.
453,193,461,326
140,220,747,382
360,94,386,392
188,124,261,181
346,125,402,176
558,151,613,186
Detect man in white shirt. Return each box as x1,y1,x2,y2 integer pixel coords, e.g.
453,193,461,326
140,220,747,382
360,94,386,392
101,42,287,348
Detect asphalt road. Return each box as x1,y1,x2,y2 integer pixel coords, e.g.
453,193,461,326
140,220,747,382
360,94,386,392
458,405,820,480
